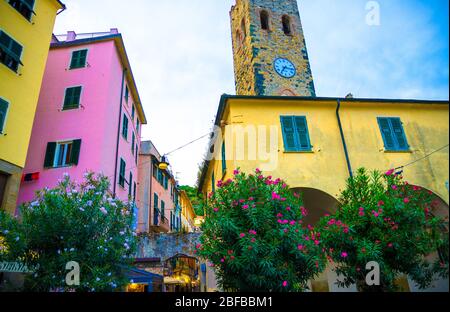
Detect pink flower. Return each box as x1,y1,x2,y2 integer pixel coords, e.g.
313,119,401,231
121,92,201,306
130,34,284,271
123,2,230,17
298,244,304,250
343,227,349,234
413,186,421,191
249,230,257,235
286,206,291,211
314,240,320,245
372,211,379,217
283,228,288,233
289,220,296,226
403,197,410,204
251,238,256,243
217,180,223,188
220,258,225,263
385,169,395,176
341,252,348,258
327,219,336,225
377,200,384,207
387,243,393,248
391,185,398,190
233,169,240,175
276,213,283,218
239,199,245,203
242,205,249,210
239,233,246,238
277,219,283,224
271,192,281,200
255,168,261,174
196,244,202,249
248,197,254,201
213,208,219,212
359,211,365,216
282,281,288,287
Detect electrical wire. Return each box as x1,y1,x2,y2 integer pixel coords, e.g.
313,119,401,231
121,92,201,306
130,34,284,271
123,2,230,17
392,144,449,171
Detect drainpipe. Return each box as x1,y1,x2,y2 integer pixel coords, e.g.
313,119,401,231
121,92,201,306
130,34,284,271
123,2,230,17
113,68,127,196
149,155,153,231
336,99,353,178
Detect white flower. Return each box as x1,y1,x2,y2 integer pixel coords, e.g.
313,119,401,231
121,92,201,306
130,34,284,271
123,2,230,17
63,172,69,178
119,231,125,236
86,200,93,206
107,272,112,277
83,172,90,179
99,207,108,215
30,201,39,207
70,248,75,252
79,207,85,212
96,277,100,282
57,250,61,254
15,236,19,241
3,230,9,234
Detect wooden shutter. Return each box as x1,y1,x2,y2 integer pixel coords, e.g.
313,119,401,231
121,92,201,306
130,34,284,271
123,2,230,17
390,118,409,150
132,133,135,154
377,117,396,150
122,114,128,139
0,98,8,133
64,87,81,109
280,116,297,151
44,142,56,168
222,142,226,174
128,172,133,196
70,139,81,165
70,51,80,68
294,116,311,150
70,50,87,68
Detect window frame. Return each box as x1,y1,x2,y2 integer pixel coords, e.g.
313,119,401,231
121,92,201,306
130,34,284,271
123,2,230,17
377,117,410,152
119,158,126,188
62,86,83,111
280,115,312,152
122,113,129,140
69,48,89,70
0,97,10,134
124,85,129,104
7,0,35,22
0,29,24,73
282,15,293,36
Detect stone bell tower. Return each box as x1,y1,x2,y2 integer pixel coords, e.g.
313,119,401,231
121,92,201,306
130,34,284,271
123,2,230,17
230,0,316,96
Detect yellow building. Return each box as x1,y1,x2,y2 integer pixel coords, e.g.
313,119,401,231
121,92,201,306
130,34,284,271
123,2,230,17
0,0,65,214
179,190,197,233
198,0,449,292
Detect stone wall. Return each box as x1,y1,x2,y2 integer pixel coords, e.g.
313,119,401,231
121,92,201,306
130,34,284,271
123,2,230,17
230,0,316,96
136,233,201,261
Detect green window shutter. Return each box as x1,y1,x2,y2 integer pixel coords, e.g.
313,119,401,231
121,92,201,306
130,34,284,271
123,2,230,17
70,49,87,69
0,98,8,133
128,172,133,196
221,141,226,174
70,139,81,165
0,31,23,68
154,193,159,209
131,133,135,154
390,118,409,150
280,116,298,151
135,145,138,163
132,106,135,119
161,201,165,218
44,142,56,168
294,116,311,150
125,86,129,103
63,87,82,110
377,117,396,150
119,159,126,187
122,114,128,139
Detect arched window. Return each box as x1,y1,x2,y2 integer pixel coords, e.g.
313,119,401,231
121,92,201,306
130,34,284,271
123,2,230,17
282,15,292,35
260,10,269,30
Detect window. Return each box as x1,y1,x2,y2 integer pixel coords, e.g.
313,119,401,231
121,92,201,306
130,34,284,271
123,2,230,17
0,98,9,134
136,119,140,134
133,182,137,201
128,172,133,196
154,193,159,225
377,117,409,151
119,158,126,187
70,49,88,69
124,85,129,103
164,175,168,190
8,0,35,21
282,15,292,35
43,140,82,168
260,10,269,30
63,86,82,110
135,145,138,164
122,114,128,140
161,200,165,220
280,116,312,152
153,162,158,179
0,31,23,72
132,105,135,120
221,141,227,175
170,211,173,231
131,133,135,154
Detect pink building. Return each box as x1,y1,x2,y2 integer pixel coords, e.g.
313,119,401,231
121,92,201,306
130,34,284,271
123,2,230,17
17,29,147,209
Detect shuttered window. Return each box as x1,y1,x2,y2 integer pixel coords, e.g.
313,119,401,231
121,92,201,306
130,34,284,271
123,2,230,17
63,86,82,110
131,133,135,154
0,98,9,133
122,114,128,140
0,31,23,72
377,117,409,151
128,172,133,196
119,158,126,187
70,49,88,69
8,0,35,21
221,141,227,175
280,116,312,152
153,193,159,225
43,140,81,168
161,200,165,219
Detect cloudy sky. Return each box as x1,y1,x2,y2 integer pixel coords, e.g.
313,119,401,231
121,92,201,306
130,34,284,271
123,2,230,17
53,0,449,186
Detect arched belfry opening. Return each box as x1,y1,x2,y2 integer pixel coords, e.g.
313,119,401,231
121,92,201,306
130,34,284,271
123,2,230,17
282,15,292,35
260,10,269,30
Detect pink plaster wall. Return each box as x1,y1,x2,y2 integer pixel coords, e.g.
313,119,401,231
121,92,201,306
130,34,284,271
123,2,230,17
17,38,141,206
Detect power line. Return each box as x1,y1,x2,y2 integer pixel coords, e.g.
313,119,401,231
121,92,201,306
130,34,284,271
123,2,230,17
393,144,449,171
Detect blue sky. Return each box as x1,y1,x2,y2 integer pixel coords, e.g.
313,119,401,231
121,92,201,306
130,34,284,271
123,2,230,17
54,0,449,186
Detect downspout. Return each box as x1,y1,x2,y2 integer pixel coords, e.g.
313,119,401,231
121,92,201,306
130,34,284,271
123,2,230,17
113,68,127,196
148,155,153,231
336,99,353,178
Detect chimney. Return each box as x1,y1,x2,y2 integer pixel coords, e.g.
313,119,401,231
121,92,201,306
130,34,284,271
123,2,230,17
110,28,119,35
66,31,77,42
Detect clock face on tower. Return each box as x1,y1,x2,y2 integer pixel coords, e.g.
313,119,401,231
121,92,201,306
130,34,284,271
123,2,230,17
274,58,296,78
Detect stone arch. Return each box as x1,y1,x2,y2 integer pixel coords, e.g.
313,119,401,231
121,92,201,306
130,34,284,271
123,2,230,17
279,88,297,96
282,15,292,35
290,187,339,225
260,10,270,30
